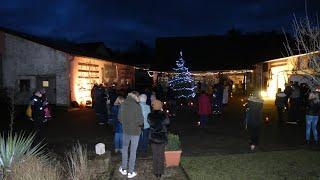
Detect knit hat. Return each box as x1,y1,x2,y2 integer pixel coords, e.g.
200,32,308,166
139,94,147,103
152,100,163,110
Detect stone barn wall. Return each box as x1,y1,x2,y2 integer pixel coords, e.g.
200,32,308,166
2,33,70,106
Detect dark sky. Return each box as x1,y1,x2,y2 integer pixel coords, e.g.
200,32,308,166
1,0,319,50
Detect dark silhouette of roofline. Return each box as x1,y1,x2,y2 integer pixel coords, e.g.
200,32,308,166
0,26,132,65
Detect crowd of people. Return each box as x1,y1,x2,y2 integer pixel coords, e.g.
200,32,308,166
242,81,320,152
90,83,169,179
29,79,319,178
275,81,319,144
275,81,311,124
24,79,320,178
196,80,233,128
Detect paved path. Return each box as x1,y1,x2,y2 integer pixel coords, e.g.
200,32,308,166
110,156,188,180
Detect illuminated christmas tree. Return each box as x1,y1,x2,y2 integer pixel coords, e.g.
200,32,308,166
168,51,196,99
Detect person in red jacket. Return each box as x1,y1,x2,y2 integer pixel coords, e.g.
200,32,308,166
198,91,212,128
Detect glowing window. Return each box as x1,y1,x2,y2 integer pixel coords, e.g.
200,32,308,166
42,81,49,87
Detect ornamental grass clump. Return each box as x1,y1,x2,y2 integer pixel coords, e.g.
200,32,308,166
0,132,46,178
66,142,90,180
166,133,181,151
10,156,62,180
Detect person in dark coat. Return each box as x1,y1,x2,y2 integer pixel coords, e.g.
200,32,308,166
118,91,144,179
289,82,301,123
155,83,164,101
91,84,98,108
305,92,320,144
212,87,219,114
275,88,287,125
215,83,224,114
284,82,292,110
246,95,264,151
109,84,118,109
148,100,169,179
145,88,152,106
111,96,125,153
94,84,108,125
31,91,45,139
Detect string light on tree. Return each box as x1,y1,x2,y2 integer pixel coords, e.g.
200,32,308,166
168,51,196,98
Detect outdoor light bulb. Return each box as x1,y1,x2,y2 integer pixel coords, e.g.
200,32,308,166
191,102,193,106
265,117,269,121
197,121,200,126
166,110,169,113
181,103,183,106
164,101,167,105
260,91,267,98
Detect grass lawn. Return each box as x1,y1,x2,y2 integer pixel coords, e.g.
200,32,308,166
181,150,320,180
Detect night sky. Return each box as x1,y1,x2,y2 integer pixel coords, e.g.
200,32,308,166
1,0,319,50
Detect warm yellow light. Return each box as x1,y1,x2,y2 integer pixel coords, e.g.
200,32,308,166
265,65,288,99
265,117,270,122
260,91,267,97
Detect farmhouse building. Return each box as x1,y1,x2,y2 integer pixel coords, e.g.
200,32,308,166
0,27,135,106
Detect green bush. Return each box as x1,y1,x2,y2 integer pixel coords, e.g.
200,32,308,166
0,132,46,178
166,133,181,151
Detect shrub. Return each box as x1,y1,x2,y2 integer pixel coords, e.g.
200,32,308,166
166,133,181,151
0,132,46,178
10,156,62,180
66,142,90,180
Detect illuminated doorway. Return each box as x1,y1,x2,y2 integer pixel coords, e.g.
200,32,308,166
266,66,288,98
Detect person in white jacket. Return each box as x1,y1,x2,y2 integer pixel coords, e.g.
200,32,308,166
138,94,151,153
